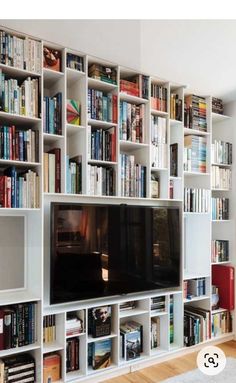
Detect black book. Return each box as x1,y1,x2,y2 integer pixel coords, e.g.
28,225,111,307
89,306,111,338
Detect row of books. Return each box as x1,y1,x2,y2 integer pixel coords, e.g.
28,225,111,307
66,337,79,372
212,197,229,220
151,296,166,312
67,53,84,72
87,89,117,122
211,165,231,190
184,278,206,300
0,353,35,383
0,72,39,117
151,84,167,112
43,353,60,383
184,306,210,347
89,64,116,84
212,97,223,115
0,30,41,73
151,317,160,349
120,154,146,198
184,135,206,173
66,155,82,195
169,295,174,344
43,93,62,135
120,321,143,361
151,143,167,169
184,95,207,131
170,93,182,121
184,188,211,213
88,339,112,370
43,148,61,193
211,311,232,337
43,315,56,344
66,311,84,337
211,140,232,165
0,302,37,350
88,126,116,162
119,102,145,143
151,116,167,145
120,74,149,99
0,168,40,208
211,240,229,263
0,126,39,163
87,164,115,196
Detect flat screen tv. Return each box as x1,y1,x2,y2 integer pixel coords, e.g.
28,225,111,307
50,203,181,304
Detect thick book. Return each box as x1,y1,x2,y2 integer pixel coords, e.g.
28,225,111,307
43,353,61,383
89,306,111,338
92,339,112,370
212,265,235,310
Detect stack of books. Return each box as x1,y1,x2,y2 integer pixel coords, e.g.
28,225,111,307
89,64,116,84
212,97,223,114
66,312,84,337
184,135,206,173
0,353,35,383
120,301,136,311
120,74,149,99
184,94,207,131
151,296,166,312
120,321,143,361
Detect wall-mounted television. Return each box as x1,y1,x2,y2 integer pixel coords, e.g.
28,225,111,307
50,202,181,304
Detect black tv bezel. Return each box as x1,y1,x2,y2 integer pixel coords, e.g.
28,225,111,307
50,201,181,305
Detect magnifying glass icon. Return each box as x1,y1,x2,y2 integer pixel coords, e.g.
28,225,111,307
208,357,215,365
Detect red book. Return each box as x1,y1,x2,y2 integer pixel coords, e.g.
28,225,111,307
212,265,235,310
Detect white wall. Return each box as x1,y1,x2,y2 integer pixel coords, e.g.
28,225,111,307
0,19,142,70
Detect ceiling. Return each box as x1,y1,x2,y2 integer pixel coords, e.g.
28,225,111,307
1,19,236,102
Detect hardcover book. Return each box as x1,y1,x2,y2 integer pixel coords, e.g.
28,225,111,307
89,306,111,338
43,47,61,72
92,339,112,370
43,353,61,383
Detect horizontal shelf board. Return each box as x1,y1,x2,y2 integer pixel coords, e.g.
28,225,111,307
119,308,149,318
66,67,86,82
0,111,41,124
0,291,41,305
212,112,230,123
211,163,232,167
0,63,41,78
87,363,117,376
66,124,86,136
150,348,169,357
120,92,148,105
43,341,64,353
169,176,182,180
211,332,233,340
0,159,40,167
212,308,229,314
211,188,231,192
212,219,231,222
184,274,210,280
169,343,182,352
88,77,117,91
151,109,168,117
0,208,41,212
211,261,230,265
43,67,64,85
66,332,86,339
184,212,210,215
150,311,168,317
88,119,117,128
87,332,117,343
151,167,168,172
43,133,64,142
0,343,40,358
184,128,210,136
184,171,210,176
66,370,85,381
170,119,183,126
184,295,210,303
120,140,148,150
88,160,117,166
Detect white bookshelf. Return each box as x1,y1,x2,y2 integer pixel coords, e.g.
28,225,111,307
0,24,234,383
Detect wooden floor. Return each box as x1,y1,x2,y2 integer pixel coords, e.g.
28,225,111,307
105,341,236,383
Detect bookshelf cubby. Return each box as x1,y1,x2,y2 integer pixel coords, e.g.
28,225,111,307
0,24,235,383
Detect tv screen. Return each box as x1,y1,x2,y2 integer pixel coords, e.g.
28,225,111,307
50,203,181,304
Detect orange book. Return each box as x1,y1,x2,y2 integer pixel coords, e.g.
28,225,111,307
43,353,61,383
